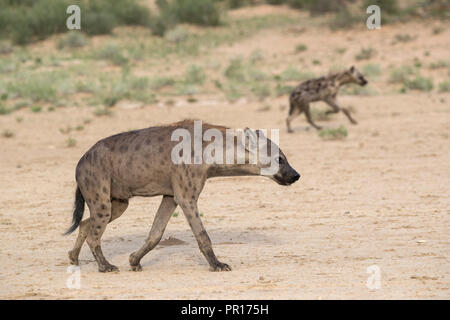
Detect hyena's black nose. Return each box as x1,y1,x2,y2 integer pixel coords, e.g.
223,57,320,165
292,173,300,182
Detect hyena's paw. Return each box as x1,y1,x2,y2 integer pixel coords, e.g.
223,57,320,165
351,120,358,125
130,264,143,272
129,253,142,272
210,262,232,272
98,263,119,273
68,250,79,266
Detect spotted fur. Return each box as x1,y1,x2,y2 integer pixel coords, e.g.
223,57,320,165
66,120,300,272
286,66,368,132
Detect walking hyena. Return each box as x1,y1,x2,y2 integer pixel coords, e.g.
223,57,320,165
286,66,368,132
66,120,300,273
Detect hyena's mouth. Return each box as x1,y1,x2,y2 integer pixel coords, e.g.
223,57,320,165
272,174,299,186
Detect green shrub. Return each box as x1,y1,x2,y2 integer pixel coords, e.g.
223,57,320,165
166,0,221,26
224,58,246,82
0,41,13,55
355,47,376,61
83,12,116,35
438,81,450,92
404,76,434,92
165,26,190,43
7,74,57,102
306,0,341,15
96,44,128,66
319,125,348,140
329,7,358,30
295,43,308,53
266,0,286,5
429,60,449,69
0,0,152,44
30,105,43,113
57,32,88,49
251,82,271,101
363,0,399,15
394,34,416,43
389,66,415,83
149,77,176,90
185,65,206,85
0,103,9,115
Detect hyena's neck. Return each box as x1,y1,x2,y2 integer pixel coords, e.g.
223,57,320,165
332,71,352,87
206,163,260,178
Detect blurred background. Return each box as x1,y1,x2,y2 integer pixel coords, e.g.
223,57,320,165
0,0,448,122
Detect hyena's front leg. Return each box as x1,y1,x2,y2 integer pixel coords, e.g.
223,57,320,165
129,195,177,271
68,199,128,266
179,199,231,272
325,98,357,125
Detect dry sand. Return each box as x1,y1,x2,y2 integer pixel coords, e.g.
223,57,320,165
0,7,449,299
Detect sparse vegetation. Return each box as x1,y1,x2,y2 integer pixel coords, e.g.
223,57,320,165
362,63,381,78
438,81,450,93
279,67,314,82
355,48,376,61
394,34,416,43
429,60,449,69
94,107,113,117
389,66,415,84
319,126,348,140
0,0,152,44
57,32,88,50
295,44,308,53
185,65,206,85
328,7,358,30
95,44,129,66
66,137,77,148
404,76,434,92
30,105,43,113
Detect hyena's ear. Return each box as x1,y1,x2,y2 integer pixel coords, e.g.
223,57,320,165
350,66,355,72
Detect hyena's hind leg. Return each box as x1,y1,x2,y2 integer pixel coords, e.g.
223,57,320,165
81,182,122,272
68,199,128,266
129,195,177,271
286,102,303,133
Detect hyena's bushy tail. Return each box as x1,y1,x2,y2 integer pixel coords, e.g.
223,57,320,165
64,186,85,235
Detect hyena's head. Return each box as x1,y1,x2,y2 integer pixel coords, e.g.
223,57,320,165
348,66,368,86
244,129,300,186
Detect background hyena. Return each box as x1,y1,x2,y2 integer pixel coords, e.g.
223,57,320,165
286,66,368,132
66,120,300,272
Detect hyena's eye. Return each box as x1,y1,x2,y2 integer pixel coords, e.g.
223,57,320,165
277,156,284,164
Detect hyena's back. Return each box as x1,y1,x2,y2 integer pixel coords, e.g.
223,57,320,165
75,127,176,200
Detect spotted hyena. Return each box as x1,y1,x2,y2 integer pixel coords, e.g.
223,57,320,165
66,120,300,272
286,66,368,132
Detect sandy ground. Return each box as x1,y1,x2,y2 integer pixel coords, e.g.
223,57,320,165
0,7,449,300
0,92,449,299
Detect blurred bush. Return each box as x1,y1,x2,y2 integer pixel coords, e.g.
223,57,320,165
0,0,151,44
